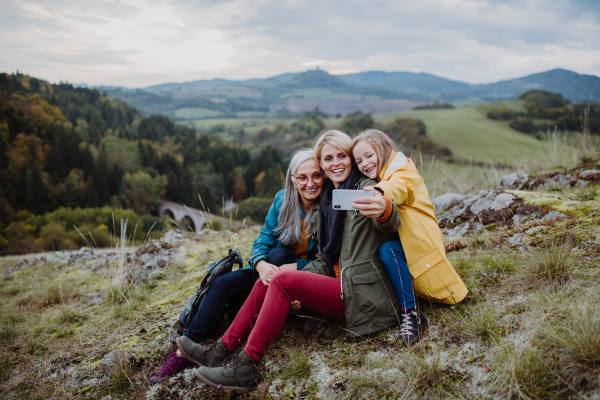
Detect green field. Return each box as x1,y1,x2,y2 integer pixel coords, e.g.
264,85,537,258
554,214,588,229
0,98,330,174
374,100,548,165
173,107,223,119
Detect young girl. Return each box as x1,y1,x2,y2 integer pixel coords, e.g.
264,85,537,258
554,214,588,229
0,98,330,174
352,129,468,345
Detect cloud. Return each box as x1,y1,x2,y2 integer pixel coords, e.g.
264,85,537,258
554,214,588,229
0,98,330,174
0,0,599,86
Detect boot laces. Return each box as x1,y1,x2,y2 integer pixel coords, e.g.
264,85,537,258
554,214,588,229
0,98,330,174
399,311,419,336
200,339,218,359
222,353,241,372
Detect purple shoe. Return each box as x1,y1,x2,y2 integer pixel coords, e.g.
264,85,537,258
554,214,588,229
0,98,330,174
149,352,193,385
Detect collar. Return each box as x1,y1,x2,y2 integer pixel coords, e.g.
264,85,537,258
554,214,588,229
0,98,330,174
381,151,409,180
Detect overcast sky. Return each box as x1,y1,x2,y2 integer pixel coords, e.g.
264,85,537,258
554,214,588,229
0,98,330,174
1,0,599,88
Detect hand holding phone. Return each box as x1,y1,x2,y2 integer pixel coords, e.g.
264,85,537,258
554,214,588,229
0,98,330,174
332,189,374,210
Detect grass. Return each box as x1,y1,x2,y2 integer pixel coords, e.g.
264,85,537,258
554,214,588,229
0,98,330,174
1,156,600,398
279,348,311,381
374,101,546,165
456,302,504,344
528,242,578,285
495,346,563,399
539,303,600,389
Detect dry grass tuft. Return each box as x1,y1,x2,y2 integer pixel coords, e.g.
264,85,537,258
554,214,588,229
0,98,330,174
528,242,578,285
455,302,504,344
539,303,600,390
279,348,311,381
495,346,563,399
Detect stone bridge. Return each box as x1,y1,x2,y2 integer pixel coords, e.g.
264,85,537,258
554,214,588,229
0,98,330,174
157,200,234,233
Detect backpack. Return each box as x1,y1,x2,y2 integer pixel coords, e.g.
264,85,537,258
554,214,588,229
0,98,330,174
177,248,243,335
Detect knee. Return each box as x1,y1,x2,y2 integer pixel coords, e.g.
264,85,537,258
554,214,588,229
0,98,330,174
379,241,405,262
270,270,294,288
379,241,394,260
267,248,290,267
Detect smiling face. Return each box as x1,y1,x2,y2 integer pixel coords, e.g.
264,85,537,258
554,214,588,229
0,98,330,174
353,140,380,179
319,143,352,188
292,158,323,205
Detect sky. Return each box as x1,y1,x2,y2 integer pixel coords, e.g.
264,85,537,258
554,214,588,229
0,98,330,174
1,0,599,88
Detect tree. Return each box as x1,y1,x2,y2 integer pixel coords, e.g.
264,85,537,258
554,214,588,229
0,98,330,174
341,111,374,135
120,171,165,214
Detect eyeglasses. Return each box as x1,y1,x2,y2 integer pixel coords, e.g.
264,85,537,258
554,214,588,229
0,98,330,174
294,173,324,185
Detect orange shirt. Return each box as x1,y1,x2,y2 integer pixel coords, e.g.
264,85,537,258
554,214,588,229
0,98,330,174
285,217,309,259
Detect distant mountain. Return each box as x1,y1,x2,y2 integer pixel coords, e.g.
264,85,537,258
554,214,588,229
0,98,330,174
101,68,599,119
145,78,237,92
473,69,600,103
337,71,470,96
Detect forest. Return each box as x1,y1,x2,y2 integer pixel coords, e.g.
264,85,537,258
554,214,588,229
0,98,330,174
0,72,449,255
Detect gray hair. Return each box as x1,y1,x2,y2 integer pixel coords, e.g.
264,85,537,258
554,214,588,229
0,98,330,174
274,148,317,245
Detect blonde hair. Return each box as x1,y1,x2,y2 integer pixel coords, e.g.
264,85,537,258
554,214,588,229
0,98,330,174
314,130,353,163
352,129,397,179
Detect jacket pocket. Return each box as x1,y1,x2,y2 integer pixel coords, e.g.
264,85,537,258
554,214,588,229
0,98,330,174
409,248,458,300
350,269,391,316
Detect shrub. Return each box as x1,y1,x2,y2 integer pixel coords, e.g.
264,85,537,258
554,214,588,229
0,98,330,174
210,218,222,231
487,106,515,120
509,117,538,134
235,196,274,223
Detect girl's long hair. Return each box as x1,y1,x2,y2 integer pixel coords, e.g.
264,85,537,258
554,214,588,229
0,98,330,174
274,148,317,245
352,129,396,178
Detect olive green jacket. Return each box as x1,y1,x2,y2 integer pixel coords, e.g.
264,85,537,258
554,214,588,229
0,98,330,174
303,177,402,337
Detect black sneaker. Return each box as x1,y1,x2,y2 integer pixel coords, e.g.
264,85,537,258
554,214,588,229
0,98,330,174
398,308,428,345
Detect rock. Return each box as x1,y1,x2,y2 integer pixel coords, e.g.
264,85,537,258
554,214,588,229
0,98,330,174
501,172,529,189
580,169,600,180
506,234,522,246
101,350,132,376
516,205,543,217
443,222,471,237
161,230,187,245
576,179,589,188
512,214,528,226
541,211,567,221
257,382,270,398
432,193,466,214
446,240,467,252
468,191,516,224
525,226,545,235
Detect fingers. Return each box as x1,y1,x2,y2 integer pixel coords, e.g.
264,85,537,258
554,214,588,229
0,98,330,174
291,300,301,310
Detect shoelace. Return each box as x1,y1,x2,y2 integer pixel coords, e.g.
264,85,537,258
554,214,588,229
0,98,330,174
222,353,241,372
399,313,414,336
200,339,218,359
160,353,180,373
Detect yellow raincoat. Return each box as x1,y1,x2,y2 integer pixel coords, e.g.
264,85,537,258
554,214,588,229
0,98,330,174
374,151,468,304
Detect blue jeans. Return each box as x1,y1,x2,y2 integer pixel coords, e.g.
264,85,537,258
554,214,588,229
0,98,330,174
183,247,300,342
379,240,416,310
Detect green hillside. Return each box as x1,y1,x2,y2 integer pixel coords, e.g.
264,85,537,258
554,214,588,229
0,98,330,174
374,101,549,165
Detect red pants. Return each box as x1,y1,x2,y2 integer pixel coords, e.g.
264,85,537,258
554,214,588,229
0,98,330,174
222,270,345,361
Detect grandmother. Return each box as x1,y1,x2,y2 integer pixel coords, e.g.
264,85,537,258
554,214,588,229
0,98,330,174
149,148,324,384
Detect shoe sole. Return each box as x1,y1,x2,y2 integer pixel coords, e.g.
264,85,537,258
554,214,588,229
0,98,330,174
194,369,253,394
175,337,203,366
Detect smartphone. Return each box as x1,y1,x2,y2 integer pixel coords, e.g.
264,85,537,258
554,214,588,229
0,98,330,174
332,189,374,210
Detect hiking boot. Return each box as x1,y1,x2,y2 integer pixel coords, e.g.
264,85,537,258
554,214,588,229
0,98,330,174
194,350,257,394
149,352,193,385
176,336,231,367
398,308,428,346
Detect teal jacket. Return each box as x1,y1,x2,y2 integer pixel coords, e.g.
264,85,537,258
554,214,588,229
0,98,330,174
241,190,318,277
